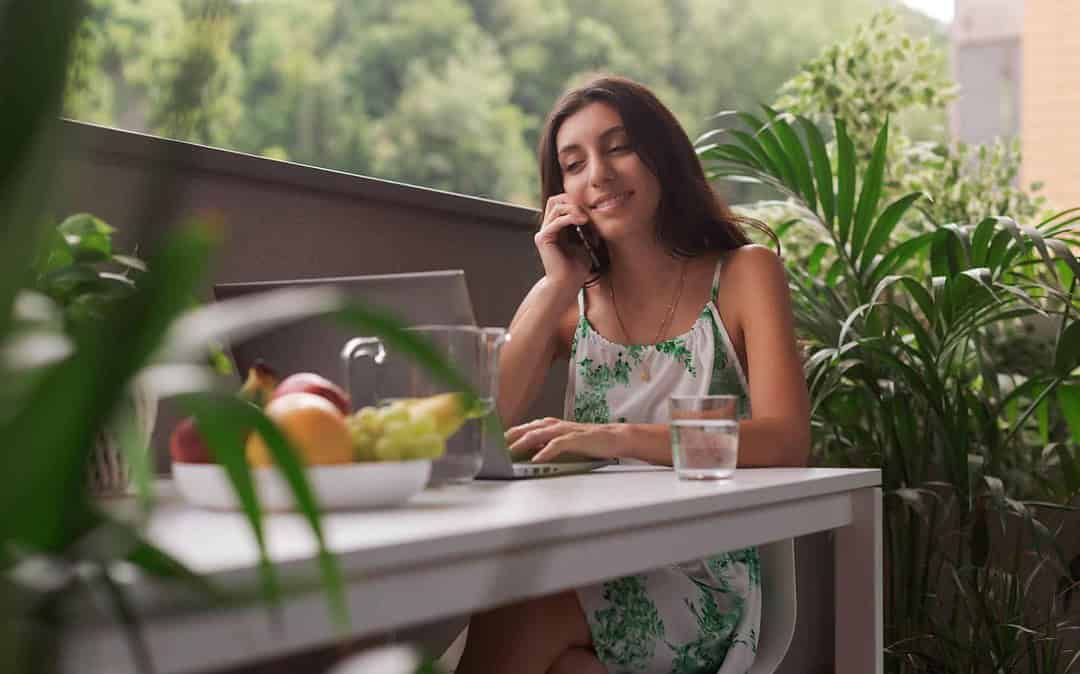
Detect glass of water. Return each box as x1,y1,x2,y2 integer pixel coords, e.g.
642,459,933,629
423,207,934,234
669,395,740,480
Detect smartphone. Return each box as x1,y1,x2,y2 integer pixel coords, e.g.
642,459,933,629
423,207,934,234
558,220,607,273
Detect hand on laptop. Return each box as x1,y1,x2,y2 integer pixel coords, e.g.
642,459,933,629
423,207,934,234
506,418,620,463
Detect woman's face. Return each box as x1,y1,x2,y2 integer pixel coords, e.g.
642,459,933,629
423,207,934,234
555,102,661,243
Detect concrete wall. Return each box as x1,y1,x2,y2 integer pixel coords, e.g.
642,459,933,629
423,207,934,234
1022,0,1080,209
54,120,834,674
950,0,1023,145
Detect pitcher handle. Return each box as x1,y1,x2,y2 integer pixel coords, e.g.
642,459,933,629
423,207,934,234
341,336,386,409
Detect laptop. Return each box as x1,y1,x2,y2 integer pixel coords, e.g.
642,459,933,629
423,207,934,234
212,270,476,387
213,270,610,480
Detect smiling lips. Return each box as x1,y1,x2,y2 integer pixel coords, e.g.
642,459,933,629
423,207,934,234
591,190,633,211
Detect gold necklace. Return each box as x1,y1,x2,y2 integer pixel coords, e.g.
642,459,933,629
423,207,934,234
609,259,687,382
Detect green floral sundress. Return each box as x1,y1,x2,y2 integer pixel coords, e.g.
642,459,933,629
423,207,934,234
565,257,761,674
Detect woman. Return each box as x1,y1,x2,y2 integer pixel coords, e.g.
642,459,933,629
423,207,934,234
458,75,810,674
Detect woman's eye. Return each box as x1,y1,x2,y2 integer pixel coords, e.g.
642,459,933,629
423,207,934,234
609,144,630,153
564,161,583,173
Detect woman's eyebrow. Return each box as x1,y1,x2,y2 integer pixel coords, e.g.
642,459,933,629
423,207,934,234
557,125,628,156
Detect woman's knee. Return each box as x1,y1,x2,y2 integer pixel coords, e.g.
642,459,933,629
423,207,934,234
547,647,607,674
472,589,590,645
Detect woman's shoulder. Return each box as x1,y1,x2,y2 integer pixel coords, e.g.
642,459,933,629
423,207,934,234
721,244,785,282
715,244,789,321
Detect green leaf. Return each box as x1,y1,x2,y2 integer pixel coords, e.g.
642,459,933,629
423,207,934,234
1,220,217,553
701,144,763,170
850,120,889,259
825,257,846,287
859,192,922,275
183,394,347,628
762,106,816,209
969,217,997,267
835,119,856,245
1037,397,1050,445
1059,384,1080,444
58,212,116,238
738,112,797,192
1050,443,1080,494
798,115,835,227
59,213,115,261
808,242,830,276
728,130,779,176
0,1,86,336
867,232,936,289
1054,321,1080,375
180,397,279,607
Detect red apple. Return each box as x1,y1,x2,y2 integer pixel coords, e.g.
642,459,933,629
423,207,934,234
169,416,213,464
271,372,351,415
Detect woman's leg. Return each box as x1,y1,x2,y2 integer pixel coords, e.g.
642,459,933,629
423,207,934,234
455,589,594,674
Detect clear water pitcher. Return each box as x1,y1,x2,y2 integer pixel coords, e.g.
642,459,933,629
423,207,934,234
342,325,508,485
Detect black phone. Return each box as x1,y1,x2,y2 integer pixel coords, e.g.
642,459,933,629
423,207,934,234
558,221,608,273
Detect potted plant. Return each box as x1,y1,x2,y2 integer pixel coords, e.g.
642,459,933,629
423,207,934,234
23,211,159,494
697,90,1080,674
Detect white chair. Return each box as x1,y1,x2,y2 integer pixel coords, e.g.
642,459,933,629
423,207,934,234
437,538,797,673
748,538,797,674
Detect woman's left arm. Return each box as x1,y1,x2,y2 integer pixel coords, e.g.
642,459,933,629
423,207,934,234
713,245,811,467
508,246,810,467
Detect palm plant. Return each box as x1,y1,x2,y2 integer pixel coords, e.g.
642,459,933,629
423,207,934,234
697,108,1080,672
2,3,470,673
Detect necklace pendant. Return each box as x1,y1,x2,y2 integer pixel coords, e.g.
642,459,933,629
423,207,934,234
641,366,651,382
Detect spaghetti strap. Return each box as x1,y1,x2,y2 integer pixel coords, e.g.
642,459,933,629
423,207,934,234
710,256,725,303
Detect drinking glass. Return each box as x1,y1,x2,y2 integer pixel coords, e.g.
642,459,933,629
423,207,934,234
669,395,740,480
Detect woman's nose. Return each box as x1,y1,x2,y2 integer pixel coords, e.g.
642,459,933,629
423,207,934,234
589,155,614,186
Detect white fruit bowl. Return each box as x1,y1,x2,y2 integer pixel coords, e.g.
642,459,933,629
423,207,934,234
173,460,432,512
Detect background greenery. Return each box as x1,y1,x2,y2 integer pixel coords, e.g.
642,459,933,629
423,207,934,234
62,0,947,206
699,9,1080,672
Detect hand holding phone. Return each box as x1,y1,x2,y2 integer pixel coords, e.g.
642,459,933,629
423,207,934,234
558,221,604,273
538,195,609,283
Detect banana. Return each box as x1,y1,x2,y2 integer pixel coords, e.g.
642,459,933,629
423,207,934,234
238,359,279,407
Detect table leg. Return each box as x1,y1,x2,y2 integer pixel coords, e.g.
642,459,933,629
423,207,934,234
835,486,882,674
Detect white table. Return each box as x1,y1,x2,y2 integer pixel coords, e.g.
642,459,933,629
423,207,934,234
63,466,882,674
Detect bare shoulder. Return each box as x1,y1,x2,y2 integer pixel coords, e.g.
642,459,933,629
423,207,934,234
718,244,792,322
723,244,786,282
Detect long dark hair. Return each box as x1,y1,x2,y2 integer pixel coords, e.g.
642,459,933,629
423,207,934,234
537,75,777,276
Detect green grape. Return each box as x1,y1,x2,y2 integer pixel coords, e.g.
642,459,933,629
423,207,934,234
373,436,405,461
410,433,445,459
345,415,378,461
354,406,384,435
407,412,437,438
383,420,410,442
378,402,410,425
353,434,377,462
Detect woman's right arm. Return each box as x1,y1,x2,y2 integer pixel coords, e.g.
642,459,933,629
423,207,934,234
496,278,577,426
497,194,593,426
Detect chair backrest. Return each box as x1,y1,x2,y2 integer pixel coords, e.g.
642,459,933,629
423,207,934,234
747,538,798,674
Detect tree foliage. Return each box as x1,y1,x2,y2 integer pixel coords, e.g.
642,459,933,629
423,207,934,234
63,0,893,204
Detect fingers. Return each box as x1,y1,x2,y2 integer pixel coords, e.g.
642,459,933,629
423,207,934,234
540,195,589,234
507,418,568,458
531,432,587,463
505,417,560,444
